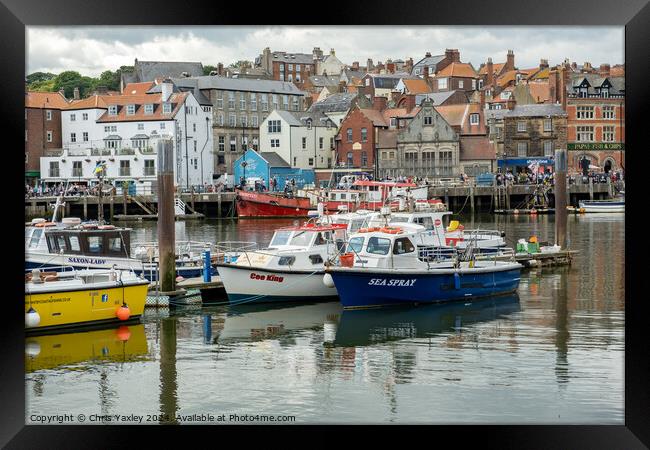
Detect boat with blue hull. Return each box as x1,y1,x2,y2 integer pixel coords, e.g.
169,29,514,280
324,225,522,309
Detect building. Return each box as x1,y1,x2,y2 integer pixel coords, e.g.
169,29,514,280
565,71,625,172
258,110,338,170
120,59,204,92
255,47,324,83
394,78,432,95
308,92,372,128
171,76,308,175
233,149,315,190
335,107,389,176
40,81,213,192
430,61,479,93
411,49,457,78
25,90,69,184
379,98,460,179
317,49,346,76
360,73,415,100
486,103,567,172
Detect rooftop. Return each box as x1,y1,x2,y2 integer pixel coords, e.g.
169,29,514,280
26,91,69,109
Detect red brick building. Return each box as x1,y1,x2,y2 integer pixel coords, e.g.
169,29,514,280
256,47,321,85
565,72,625,172
25,91,69,184
335,107,388,175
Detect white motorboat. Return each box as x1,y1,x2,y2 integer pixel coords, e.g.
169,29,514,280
578,199,625,213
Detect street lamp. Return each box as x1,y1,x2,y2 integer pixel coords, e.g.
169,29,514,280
241,160,248,189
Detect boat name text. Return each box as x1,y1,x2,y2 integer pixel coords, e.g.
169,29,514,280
68,257,107,265
368,278,417,287
250,273,284,283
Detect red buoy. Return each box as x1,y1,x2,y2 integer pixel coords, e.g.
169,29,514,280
116,305,131,321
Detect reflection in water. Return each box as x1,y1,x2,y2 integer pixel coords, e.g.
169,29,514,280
26,214,624,424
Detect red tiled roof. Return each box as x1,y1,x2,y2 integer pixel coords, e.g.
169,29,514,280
382,108,407,123
123,82,155,95
402,79,431,94
478,62,505,75
435,104,468,127
359,108,388,127
65,92,189,122
527,82,551,103
25,91,69,109
435,62,478,79
436,103,485,135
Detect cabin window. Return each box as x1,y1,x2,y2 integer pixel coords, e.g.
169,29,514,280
69,235,81,252
366,237,391,255
413,216,434,230
109,237,123,253
289,231,313,247
29,229,43,248
88,236,103,253
278,256,296,266
314,233,327,246
347,236,365,253
393,237,415,254
270,231,292,247
309,254,323,264
56,235,67,252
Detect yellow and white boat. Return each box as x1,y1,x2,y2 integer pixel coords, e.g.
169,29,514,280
25,267,149,333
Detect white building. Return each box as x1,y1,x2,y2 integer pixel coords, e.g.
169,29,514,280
40,81,213,193
259,110,338,169
316,49,345,76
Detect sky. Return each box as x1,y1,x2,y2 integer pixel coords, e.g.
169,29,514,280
26,26,624,77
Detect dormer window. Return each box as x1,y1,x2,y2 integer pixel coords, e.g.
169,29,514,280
126,104,136,115
144,104,154,115
162,103,172,114
601,87,609,98
579,87,588,98
470,113,479,125
108,105,118,115
307,119,312,129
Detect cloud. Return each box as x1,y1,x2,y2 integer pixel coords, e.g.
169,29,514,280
27,26,624,76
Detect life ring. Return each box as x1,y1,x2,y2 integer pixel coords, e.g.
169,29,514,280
98,225,115,230
381,226,402,234
358,228,369,233
35,222,56,228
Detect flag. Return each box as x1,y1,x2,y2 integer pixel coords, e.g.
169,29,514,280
94,161,106,175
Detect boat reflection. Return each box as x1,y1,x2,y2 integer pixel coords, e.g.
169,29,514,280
218,301,342,343
332,294,521,347
25,324,149,373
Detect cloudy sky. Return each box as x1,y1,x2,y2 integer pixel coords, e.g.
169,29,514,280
27,26,624,76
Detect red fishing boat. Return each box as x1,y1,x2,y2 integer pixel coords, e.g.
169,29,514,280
235,189,315,218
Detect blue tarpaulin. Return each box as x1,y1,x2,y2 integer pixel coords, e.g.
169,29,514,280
497,157,554,167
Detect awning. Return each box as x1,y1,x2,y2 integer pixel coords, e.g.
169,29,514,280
498,157,554,167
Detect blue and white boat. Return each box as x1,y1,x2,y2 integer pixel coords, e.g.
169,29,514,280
578,198,625,213
324,225,522,309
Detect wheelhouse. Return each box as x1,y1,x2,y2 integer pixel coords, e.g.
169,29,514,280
268,223,348,250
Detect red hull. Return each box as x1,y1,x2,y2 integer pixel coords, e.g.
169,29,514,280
236,190,314,218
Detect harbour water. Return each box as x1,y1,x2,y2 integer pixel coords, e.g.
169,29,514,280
25,213,624,424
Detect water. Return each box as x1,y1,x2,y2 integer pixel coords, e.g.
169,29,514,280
25,213,625,424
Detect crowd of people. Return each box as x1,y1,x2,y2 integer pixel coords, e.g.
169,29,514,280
25,182,101,199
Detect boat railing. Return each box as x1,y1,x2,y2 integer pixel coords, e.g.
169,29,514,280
214,241,260,265
462,229,504,238
132,240,218,257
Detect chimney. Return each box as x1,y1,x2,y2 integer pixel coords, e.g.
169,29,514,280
506,50,515,71
352,61,359,70
373,96,387,111
58,88,66,99
425,52,432,58
583,62,592,72
313,47,323,60
367,58,374,71
486,57,494,87
423,65,429,81
453,49,461,63
405,58,414,73
330,48,335,56
599,63,610,77
479,89,486,110
571,62,577,70
161,80,173,102
445,49,460,63
386,62,396,74
217,62,224,75
73,87,80,100
506,98,516,110
540,59,549,70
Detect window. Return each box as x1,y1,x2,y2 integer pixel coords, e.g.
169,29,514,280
82,132,88,142
70,113,76,121
438,78,448,89
472,79,476,90
292,96,299,111
250,94,257,111
144,159,155,176
347,128,353,142
145,104,154,114
108,106,117,115
218,136,225,152
216,92,223,109
271,139,280,148
347,236,364,253
347,152,353,166
120,160,130,176
330,137,334,149
458,80,464,89
252,116,258,127
361,151,367,166
307,119,312,130
295,74,301,83
104,126,110,132
217,113,224,126
319,137,323,149
390,118,397,127
308,158,314,166
603,126,615,142
517,142,528,156
272,95,279,110
360,128,368,142
296,65,301,72
288,74,293,82
602,106,615,119
543,119,552,132
49,161,59,177
69,236,80,252
577,126,594,142
283,95,289,110
240,93,246,110
470,113,479,125
424,116,432,125
82,113,88,121
517,121,526,132
46,110,52,121
367,237,391,255
230,138,236,152
70,133,76,143
543,141,553,156
261,94,269,111
302,137,306,149
601,87,609,98
193,123,196,133
279,63,285,72
109,237,123,253
228,92,235,109
72,161,82,177
393,237,415,254
240,115,247,127
46,131,53,142
268,120,281,133
160,123,166,130
577,106,594,119
217,154,225,164
88,236,103,253
229,114,236,127
126,104,135,115
162,103,172,114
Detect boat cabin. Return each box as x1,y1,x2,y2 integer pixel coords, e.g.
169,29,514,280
268,223,348,252
343,226,432,269
26,224,132,258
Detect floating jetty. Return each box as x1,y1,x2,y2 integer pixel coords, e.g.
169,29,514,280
494,208,555,215
113,213,204,221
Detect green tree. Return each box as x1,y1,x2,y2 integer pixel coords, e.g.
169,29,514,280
229,60,252,69
203,65,218,76
53,71,94,98
26,72,56,85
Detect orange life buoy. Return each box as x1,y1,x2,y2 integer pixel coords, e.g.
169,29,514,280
358,228,369,233
381,226,402,234
35,222,56,228
98,225,116,230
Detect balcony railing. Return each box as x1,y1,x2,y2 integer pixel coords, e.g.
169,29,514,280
91,148,113,156
118,148,136,156
44,148,64,157
139,147,156,155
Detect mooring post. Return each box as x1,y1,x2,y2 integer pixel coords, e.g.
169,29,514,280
555,149,568,249
505,183,511,210
109,192,114,220
203,249,211,282
217,193,222,218
469,185,475,212
83,194,88,220
122,185,128,215
158,139,176,293
588,176,594,200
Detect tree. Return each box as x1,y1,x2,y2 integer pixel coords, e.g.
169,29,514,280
229,60,252,69
26,72,56,85
203,65,218,76
53,71,94,98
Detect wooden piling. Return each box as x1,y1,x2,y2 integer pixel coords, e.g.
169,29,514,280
555,149,568,249
469,185,475,212
122,186,128,215
217,193,222,218
158,139,176,293
589,177,594,200
505,185,511,210
83,194,88,220
109,193,114,220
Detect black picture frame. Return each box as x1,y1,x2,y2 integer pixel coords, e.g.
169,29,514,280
2,0,646,446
